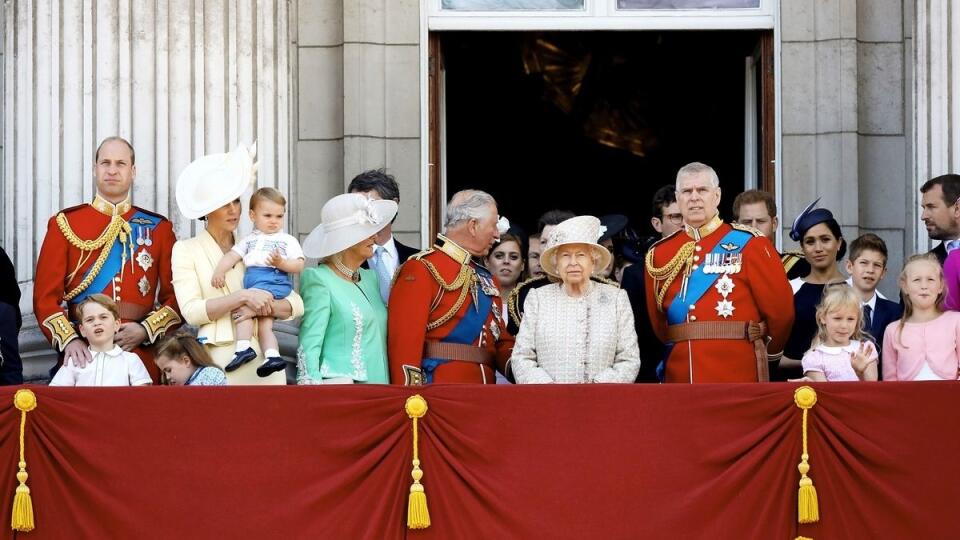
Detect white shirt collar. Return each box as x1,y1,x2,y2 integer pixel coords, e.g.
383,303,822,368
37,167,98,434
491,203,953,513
88,345,124,357
844,277,886,302
380,236,397,259
862,292,877,311
815,341,859,355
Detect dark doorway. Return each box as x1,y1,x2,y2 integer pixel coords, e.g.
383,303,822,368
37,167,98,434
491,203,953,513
438,30,769,237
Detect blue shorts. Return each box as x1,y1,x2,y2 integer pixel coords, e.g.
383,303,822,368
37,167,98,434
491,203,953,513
244,266,293,300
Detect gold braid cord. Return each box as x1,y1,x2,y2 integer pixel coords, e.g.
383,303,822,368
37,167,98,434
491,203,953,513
644,241,696,312
56,212,132,302
419,259,477,331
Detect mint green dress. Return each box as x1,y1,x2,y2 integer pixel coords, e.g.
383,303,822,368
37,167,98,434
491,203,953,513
297,265,389,383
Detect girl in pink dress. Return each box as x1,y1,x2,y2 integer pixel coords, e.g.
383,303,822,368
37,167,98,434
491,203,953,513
801,285,878,382
883,253,960,381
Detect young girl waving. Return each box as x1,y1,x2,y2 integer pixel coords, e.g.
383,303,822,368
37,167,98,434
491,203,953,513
883,253,960,381
801,285,878,381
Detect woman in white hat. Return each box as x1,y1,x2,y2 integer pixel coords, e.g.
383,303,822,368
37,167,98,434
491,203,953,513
297,193,398,384
170,144,305,385
510,215,641,384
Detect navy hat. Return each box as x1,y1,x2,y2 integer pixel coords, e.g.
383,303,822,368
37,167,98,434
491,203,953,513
789,198,836,242
599,214,629,243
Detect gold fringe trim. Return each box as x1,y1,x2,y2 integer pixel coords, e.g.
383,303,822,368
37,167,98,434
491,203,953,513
11,389,37,532
405,395,430,529
794,386,820,524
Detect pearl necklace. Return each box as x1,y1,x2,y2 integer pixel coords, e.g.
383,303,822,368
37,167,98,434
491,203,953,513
332,255,360,283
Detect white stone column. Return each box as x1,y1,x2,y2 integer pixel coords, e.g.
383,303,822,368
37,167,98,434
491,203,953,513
913,0,959,250
4,0,292,378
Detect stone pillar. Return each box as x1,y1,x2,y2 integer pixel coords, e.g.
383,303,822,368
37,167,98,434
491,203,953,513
780,0,909,297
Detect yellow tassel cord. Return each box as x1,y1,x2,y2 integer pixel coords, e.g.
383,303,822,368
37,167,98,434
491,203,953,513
795,537,814,540
405,395,430,529
11,389,37,532
794,386,819,524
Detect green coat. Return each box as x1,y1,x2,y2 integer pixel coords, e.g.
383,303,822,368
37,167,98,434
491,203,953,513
298,265,389,383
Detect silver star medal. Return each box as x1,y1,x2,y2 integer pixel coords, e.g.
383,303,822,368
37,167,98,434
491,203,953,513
136,249,154,272
714,273,735,318
138,276,151,297
715,299,735,318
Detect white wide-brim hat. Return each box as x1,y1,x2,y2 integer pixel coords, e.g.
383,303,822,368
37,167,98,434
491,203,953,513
302,193,399,258
176,143,257,219
540,215,612,279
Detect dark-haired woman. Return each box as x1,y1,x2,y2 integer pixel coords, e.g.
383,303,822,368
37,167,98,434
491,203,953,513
777,200,847,380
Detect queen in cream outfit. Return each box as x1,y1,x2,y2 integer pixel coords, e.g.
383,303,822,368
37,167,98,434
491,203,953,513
171,144,304,385
510,216,640,384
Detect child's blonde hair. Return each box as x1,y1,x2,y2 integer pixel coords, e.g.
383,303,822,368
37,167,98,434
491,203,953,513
810,284,865,350
249,187,286,211
896,252,946,347
154,330,219,370
74,293,120,322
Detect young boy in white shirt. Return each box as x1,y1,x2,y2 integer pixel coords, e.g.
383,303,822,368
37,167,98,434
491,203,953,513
49,294,152,386
211,187,305,376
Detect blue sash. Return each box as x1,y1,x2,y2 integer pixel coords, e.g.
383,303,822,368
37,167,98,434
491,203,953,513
422,266,495,383
70,210,159,305
658,229,752,380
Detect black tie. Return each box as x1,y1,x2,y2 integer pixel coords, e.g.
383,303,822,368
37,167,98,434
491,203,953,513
863,305,873,334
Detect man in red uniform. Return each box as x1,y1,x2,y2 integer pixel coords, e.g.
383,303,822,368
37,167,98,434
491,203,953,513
33,137,181,382
388,190,513,384
644,162,793,383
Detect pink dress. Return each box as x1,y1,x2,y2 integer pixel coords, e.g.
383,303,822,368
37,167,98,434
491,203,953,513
801,341,877,382
882,311,960,381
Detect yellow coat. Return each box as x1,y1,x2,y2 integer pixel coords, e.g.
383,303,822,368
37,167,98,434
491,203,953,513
171,229,304,385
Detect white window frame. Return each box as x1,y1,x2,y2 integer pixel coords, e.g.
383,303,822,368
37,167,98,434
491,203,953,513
427,0,774,31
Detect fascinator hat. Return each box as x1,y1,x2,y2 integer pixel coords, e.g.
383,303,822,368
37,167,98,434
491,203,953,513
790,198,846,258
302,194,398,258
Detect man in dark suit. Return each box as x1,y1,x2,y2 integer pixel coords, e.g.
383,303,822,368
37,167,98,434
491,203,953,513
920,174,960,265
0,245,23,385
620,185,684,383
845,234,903,379
348,169,419,303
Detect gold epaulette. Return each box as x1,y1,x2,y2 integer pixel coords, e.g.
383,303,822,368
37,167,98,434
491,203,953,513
507,275,547,324
411,255,477,332
781,250,804,274
730,222,763,236
141,306,182,344
410,248,435,261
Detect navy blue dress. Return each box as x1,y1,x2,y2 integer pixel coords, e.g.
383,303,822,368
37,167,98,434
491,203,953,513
779,279,827,381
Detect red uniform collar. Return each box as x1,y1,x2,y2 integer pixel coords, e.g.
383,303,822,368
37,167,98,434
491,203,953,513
91,193,132,217
683,214,723,241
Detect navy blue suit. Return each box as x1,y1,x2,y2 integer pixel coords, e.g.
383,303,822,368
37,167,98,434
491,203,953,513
864,297,903,380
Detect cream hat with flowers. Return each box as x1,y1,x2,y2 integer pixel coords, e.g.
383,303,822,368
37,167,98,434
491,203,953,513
302,193,399,258
540,215,612,279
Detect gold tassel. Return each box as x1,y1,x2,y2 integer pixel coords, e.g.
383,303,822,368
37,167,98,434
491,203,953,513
794,386,819,524
11,389,37,532
795,537,814,540
405,395,430,529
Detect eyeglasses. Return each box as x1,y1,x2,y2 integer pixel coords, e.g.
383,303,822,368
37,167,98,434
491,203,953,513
663,213,683,225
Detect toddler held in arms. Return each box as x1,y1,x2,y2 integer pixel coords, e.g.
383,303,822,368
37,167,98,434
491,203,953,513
211,187,305,377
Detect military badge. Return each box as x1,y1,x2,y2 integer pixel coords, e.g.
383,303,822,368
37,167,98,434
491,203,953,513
715,299,735,318
720,242,739,251
136,249,154,272
138,276,151,297
715,274,734,297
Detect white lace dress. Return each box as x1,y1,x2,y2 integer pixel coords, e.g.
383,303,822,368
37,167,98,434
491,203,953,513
510,282,641,383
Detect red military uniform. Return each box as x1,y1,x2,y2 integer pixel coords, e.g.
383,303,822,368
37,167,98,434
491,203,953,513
388,234,513,384
33,194,181,382
644,215,794,383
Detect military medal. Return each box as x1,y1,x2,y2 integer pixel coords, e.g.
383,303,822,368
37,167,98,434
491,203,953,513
144,227,153,246
138,276,151,297
490,304,502,340
136,249,154,272
136,225,146,246
715,299,735,318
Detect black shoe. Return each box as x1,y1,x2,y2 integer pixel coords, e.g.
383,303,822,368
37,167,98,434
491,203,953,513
225,347,257,372
256,356,287,378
